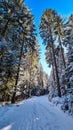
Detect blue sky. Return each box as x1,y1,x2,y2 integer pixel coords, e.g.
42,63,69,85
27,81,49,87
25,0,73,75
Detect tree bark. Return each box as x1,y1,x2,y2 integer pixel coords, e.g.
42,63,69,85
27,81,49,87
51,39,61,97
0,8,14,67
11,39,24,103
58,36,66,68
52,66,56,85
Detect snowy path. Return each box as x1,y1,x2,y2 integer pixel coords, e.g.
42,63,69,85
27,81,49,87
0,96,73,130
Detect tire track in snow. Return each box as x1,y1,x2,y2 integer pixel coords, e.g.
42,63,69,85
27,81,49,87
31,102,52,130
35,102,61,130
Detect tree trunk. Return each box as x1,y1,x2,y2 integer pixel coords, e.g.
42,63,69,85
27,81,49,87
28,51,32,97
2,92,6,102
51,47,56,86
1,7,14,36
0,20,10,67
51,40,61,97
52,66,56,86
0,9,14,68
59,36,66,68
11,39,24,103
1,19,10,36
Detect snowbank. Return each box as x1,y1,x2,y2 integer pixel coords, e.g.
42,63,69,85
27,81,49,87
50,95,73,116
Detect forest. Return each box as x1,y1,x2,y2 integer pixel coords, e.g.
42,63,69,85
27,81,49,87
0,0,73,115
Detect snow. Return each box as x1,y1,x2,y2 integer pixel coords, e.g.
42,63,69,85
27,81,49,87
0,96,73,130
51,96,64,108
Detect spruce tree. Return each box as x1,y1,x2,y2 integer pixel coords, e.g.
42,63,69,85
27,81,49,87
40,9,61,97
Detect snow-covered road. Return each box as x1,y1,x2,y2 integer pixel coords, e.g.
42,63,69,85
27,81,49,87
0,96,73,130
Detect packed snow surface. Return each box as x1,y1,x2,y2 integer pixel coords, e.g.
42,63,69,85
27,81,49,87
0,96,73,130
